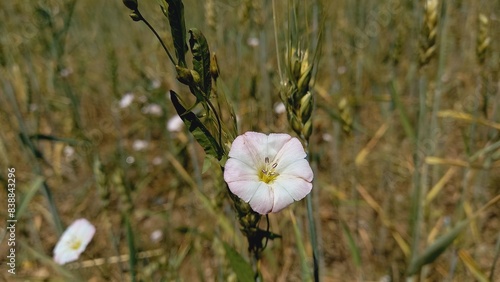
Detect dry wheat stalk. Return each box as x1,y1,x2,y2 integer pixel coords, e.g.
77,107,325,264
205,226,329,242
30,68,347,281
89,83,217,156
476,13,491,65
281,48,314,141
419,0,438,67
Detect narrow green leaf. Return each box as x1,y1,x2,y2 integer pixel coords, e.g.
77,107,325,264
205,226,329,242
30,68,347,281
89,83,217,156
125,215,137,281
223,242,254,282
407,220,468,275
16,176,44,219
165,0,187,67
341,221,362,268
290,211,312,280
201,155,213,174
189,28,212,96
389,81,416,143
170,91,224,160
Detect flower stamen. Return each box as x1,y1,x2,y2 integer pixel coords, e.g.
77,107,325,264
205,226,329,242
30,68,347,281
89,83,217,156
260,157,279,184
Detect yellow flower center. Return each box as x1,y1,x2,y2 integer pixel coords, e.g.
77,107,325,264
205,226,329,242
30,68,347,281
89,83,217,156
69,238,82,250
259,157,279,184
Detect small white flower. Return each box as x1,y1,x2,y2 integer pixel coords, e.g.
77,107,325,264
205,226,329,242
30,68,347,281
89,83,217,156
150,79,162,89
63,145,76,162
224,132,313,214
142,104,163,116
152,156,163,165
322,133,333,142
150,230,163,243
59,67,73,78
63,146,75,158
53,219,95,265
274,102,286,114
126,156,135,164
247,36,260,47
132,140,149,151
167,115,184,132
119,92,134,108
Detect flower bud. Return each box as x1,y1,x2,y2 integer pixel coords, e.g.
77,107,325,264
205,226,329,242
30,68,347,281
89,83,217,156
123,0,138,10
129,12,141,22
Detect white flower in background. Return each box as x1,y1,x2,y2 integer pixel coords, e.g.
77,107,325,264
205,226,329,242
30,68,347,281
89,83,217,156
119,92,134,108
322,133,333,142
224,132,313,214
167,115,184,132
152,156,163,166
132,140,149,151
59,67,73,78
63,145,76,162
142,104,163,116
274,102,286,114
247,36,260,47
126,156,135,164
53,218,95,265
150,230,163,243
150,79,161,89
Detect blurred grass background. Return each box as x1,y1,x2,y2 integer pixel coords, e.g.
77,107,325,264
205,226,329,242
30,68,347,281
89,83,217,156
0,0,499,281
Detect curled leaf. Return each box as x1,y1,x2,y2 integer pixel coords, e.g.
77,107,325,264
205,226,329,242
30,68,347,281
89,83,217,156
170,91,224,160
165,0,187,67
189,28,212,97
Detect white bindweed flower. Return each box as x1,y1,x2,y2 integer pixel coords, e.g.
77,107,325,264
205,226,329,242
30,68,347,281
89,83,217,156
53,218,95,265
142,104,163,116
119,92,134,108
132,140,149,151
247,36,260,47
224,132,313,214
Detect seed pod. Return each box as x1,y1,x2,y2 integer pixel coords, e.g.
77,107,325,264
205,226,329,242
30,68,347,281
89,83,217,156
299,91,313,121
175,65,200,86
476,14,490,65
210,54,219,81
291,114,302,136
129,11,141,22
297,67,312,94
123,0,138,10
302,119,313,141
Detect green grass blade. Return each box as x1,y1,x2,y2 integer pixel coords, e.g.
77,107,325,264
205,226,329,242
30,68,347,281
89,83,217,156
125,215,137,281
16,176,44,219
290,210,312,281
341,221,362,268
389,80,416,143
407,220,468,275
223,242,255,282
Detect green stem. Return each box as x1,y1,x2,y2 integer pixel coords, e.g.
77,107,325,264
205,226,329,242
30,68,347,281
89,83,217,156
305,143,319,281
135,10,176,66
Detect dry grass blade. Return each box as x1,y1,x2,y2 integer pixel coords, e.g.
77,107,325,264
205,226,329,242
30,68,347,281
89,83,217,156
356,185,410,257
408,194,500,275
458,250,489,282
355,122,389,167
438,110,500,130
425,167,456,205
67,249,165,269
